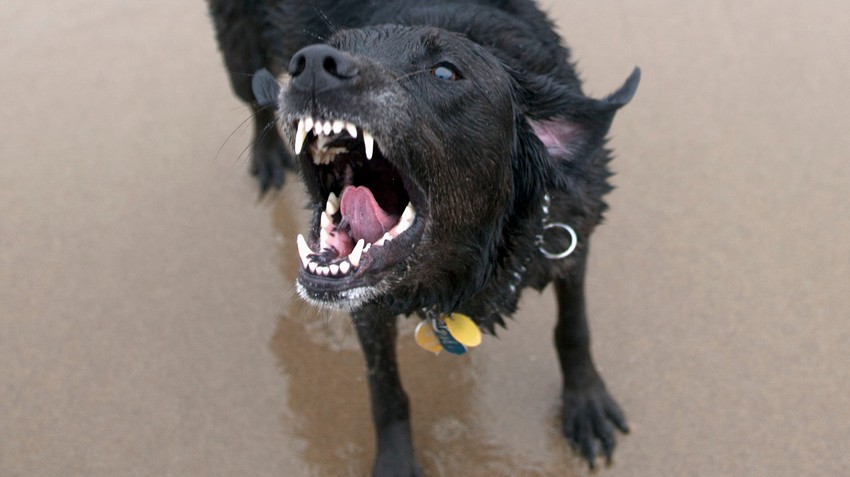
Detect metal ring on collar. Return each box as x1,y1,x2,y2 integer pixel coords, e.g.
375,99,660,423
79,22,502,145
539,223,578,260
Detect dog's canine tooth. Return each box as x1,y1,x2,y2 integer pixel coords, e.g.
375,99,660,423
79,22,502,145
393,203,416,235
320,228,330,249
339,260,350,275
349,239,365,267
321,211,331,228
294,118,308,154
345,122,358,138
296,234,312,268
363,131,374,159
401,202,415,222
326,192,339,215
332,120,344,134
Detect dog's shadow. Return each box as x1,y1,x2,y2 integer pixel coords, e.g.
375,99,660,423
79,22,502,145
269,187,581,476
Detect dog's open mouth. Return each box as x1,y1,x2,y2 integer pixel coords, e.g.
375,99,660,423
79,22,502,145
287,115,427,302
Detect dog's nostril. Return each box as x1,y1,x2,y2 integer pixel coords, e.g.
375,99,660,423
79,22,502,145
289,55,307,77
323,57,338,77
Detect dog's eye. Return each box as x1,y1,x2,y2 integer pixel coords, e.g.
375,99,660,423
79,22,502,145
431,63,460,81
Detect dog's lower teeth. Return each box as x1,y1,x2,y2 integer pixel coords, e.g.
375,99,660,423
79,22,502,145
330,264,340,275
349,239,365,268
296,234,311,268
339,261,350,274
326,192,339,216
393,202,416,235
375,232,392,246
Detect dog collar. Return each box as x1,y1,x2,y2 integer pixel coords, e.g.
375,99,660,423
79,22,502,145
414,313,482,355
414,194,577,356
537,193,578,260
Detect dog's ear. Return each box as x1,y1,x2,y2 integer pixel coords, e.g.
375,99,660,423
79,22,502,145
522,67,640,165
251,68,281,107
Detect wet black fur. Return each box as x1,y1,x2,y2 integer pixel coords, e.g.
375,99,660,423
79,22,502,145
207,1,639,474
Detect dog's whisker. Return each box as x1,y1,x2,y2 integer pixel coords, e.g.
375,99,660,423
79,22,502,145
214,106,272,162
391,68,430,83
301,28,327,42
233,117,277,167
311,4,339,34
213,105,274,164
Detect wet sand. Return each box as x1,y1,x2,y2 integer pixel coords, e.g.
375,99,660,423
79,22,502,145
2,1,848,476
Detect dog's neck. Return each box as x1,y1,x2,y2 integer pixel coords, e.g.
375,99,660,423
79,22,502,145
423,192,578,334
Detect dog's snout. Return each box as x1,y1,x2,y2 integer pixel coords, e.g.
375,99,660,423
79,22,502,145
289,44,359,92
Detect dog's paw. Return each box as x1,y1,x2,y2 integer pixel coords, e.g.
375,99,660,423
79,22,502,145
250,132,294,194
562,383,629,469
372,455,422,477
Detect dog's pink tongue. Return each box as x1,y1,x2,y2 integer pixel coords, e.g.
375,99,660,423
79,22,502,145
340,186,398,244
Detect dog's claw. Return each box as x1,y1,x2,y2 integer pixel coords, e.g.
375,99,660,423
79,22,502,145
562,384,628,469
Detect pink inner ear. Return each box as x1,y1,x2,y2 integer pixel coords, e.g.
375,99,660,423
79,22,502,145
530,119,582,159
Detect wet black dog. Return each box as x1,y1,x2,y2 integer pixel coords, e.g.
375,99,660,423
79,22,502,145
208,0,638,474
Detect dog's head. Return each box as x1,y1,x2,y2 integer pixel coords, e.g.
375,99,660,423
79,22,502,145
258,24,638,313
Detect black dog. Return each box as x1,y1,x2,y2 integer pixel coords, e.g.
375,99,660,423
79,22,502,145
208,1,638,474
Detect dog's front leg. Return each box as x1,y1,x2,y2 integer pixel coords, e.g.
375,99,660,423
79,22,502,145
353,307,421,477
554,259,629,469
206,1,293,192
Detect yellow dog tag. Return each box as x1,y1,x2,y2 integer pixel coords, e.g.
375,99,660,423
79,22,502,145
444,313,482,347
414,320,443,354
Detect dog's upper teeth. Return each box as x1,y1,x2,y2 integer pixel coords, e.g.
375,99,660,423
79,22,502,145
296,116,377,161
294,118,308,154
363,131,374,159
345,122,357,138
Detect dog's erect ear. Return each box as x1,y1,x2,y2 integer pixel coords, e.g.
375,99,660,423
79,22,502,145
251,68,281,107
524,67,640,163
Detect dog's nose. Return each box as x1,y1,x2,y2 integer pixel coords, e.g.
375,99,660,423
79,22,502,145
289,44,359,93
